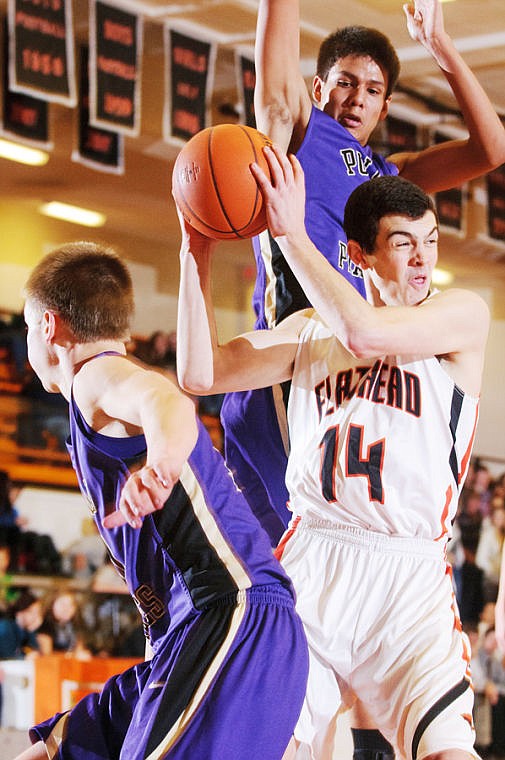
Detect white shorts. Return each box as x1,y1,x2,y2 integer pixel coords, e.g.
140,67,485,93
279,520,478,760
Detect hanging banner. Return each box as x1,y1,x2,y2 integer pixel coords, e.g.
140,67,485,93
384,115,418,154
433,130,465,236
1,19,50,146
72,46,124,175
7,0,76,106
89,0,143,137
486,164,505,245
164,26,216,144
235,52,256,128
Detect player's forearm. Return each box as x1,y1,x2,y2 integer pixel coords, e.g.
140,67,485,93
141,385,198,475
277,230,376,356
177,248,221,394
436,36,505,169
412,0,505,171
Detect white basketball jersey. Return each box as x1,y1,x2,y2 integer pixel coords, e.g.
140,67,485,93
286,311,479,541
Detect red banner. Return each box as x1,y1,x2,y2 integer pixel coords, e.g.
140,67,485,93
433,130,465,236
89,0,143,137
2,18,50,145
486,164,505,244
72,46,124,174
7,0,76,106
164,26,216,144
235,52,256,128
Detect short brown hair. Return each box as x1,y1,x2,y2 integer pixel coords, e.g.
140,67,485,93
317,26,400,99
25,241,134,341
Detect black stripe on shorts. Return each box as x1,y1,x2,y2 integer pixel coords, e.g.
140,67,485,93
411,677,470,760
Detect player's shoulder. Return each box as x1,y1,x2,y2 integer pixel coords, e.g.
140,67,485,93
427,287,490,318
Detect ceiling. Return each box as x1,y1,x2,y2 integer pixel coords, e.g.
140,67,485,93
1,0,505,318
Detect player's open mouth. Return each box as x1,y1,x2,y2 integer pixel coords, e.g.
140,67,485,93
340,113,362,128
410,274,428,288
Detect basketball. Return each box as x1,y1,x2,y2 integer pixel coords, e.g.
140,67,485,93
172,123,273,240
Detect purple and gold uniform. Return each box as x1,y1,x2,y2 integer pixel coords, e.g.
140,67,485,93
29,364,308,759
220,106,399,543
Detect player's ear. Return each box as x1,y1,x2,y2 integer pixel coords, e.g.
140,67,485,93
312,75,323,104
347,240,371,270
378,95,391,123
41,310,58,343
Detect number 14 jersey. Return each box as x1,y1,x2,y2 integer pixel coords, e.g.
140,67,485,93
286,311,479,542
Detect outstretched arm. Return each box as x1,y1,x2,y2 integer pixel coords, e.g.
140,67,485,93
176,211,300,397
254,0,312,151
389,0,505,191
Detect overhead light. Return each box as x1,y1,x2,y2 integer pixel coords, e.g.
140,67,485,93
432,267,454,286
0,138,49,166
39,201,106,228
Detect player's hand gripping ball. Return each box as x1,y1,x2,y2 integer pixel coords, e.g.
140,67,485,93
172,123,273,239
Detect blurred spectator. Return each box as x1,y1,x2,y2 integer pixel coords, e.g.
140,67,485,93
16,530,62,575
132,330,177,372
0,471,27,532
61,518,107,580
0,543,19,613
479,627,505,758
0,590,43,659
476,505,505,603
456,488,485,555
0,471,28,570
37,590,91,659
453,544,485,626
466,622,492,757
0,590,43,726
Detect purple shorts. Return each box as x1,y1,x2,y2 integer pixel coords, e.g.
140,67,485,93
30,584,308,759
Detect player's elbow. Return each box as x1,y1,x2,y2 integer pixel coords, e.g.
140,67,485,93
344,323,383,359
177,367,215,396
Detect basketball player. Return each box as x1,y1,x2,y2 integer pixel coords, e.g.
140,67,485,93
220,0,505,545
174,148,490,759
15,242,308,760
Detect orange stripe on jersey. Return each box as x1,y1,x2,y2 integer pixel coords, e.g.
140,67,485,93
462,713,474,730
434,485,452,542
274,515,301,560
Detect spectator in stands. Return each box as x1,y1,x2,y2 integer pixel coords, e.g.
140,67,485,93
476,503,505,604
0,590,43,659
131,329,177,372
466,622,492,758
456,488,486,556
453,544,485,627
479,627,505,758
61,518,107,580
0,471,27,571
0,543,18,613
0,589,43,727
37,590,91,659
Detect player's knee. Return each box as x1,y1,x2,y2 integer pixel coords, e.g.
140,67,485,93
352,728,395,760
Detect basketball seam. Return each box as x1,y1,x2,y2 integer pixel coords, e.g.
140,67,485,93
208,125,263,238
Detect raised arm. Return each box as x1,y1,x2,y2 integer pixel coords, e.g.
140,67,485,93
252,145,489,394
176,212,300,396
389,0,505,192
254,0,312,151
